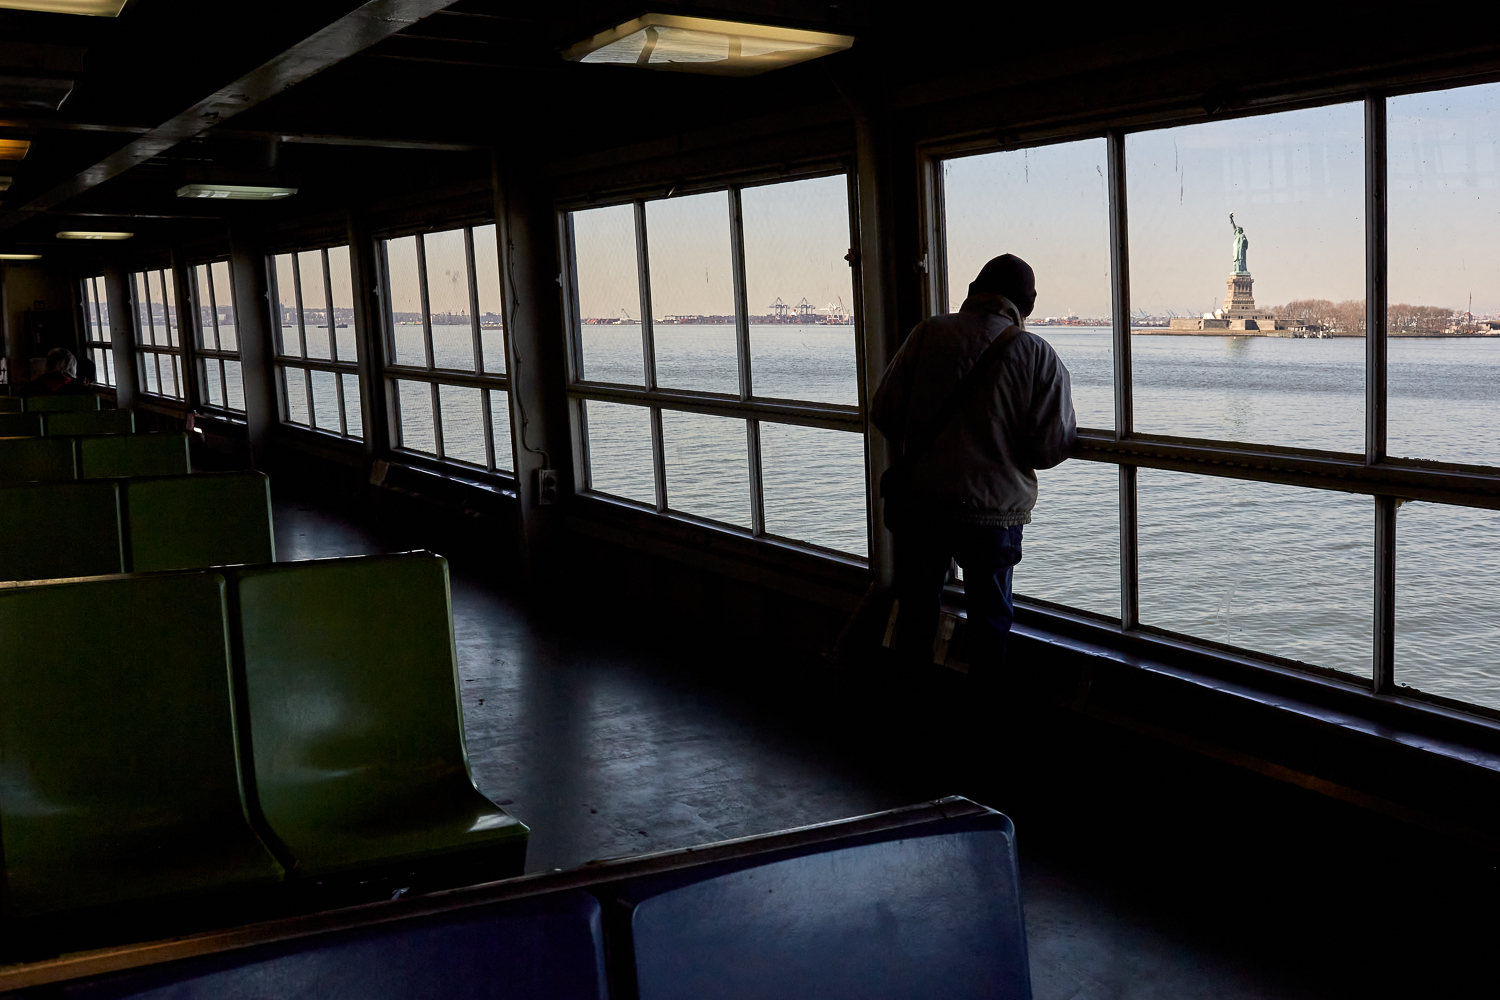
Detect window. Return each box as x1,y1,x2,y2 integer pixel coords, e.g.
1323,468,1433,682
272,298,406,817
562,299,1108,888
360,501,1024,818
190,260,244,413
379,224,511,473
269,246,363,440
130,267,183,400
929,80,1500,716
80,274,114,387
565,172,868,558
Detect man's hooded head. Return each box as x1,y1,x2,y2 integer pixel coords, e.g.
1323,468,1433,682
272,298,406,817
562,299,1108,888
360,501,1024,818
968,254,1037,317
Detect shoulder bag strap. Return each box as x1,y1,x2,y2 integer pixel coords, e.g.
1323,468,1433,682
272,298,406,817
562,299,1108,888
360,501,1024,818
900,323,1025,466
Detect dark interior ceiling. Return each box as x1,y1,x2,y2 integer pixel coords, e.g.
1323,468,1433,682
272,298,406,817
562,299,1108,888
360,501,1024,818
1,1,1498,264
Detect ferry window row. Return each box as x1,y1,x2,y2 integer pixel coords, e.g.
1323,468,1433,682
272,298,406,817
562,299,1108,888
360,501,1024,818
564,173,868,557
379,224,512,473
934,78,1500,713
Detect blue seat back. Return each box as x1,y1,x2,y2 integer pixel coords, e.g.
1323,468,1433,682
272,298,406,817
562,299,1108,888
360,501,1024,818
61,890,608,1000
0,481,124,581
614,812,1031,1000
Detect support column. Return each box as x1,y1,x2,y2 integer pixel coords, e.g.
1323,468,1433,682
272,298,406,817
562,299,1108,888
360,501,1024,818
228,224,279,468
171,250,202,413
347,210,389,461
102,267,139,409
494,152,572,583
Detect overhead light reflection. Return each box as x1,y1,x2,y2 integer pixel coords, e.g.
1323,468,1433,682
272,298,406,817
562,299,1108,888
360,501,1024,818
0,139,31,161
563,14,853,76
56,231,133,240
176,183,298,201
0,0,129,15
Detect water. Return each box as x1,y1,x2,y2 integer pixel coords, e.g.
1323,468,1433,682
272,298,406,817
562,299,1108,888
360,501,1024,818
356,319,1500,711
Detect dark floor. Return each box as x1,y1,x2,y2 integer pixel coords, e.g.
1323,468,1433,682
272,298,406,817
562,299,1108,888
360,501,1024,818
273,487,1497,1000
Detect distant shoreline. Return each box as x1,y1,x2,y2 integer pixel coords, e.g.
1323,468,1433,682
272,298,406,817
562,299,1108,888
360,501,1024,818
1130,329,1500,338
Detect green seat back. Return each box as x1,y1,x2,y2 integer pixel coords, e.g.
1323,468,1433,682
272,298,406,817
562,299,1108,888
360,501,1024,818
0,437,76,485
78,432,189,479
0,412,42,437
0,397,22,412
230,553,526,878
25,394,100,412
47,409,134,436
125,472,274,572
0,481,123,582
0,572,284,918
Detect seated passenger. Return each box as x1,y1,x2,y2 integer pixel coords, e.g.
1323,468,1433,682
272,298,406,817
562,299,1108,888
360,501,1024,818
20,348,93,397
872,254,1078,677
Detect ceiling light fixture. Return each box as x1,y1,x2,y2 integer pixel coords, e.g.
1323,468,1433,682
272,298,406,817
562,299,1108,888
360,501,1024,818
176,183,298,201
0,253,41,259
0,139,31,160
56,230,133,240
0,177,11,191
562,14,854,76
0,0,129,15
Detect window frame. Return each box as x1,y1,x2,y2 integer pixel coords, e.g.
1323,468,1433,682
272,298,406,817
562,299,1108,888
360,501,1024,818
376,222,514,476
129,266,184,401
919,86,1500,714
79,274,114,388
558,163,870,560
187,258,245,415
268,244,364,441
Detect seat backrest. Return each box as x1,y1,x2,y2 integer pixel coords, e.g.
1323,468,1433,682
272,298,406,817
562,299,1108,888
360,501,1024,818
611,812,1031,1000
124,472,274,572
0,572,284,919
78,433,189,479
0,412,42,436
47,409,135,436
0,481,124,581
0,436,76,485
56,890,608,1000
25,394,101,412
0,396,22,412
229,554,473,838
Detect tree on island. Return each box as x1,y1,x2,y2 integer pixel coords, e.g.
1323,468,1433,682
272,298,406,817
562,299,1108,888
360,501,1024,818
1267,299,1460,334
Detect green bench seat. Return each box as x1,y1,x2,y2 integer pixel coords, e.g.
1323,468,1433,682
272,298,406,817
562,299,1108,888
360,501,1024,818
25,394,100,412
0,437,75,485
0,397,21,412
229,553,528,879
0,572,285,922
125,471,274,572
79,432,188,478
0,481,123,581
0,413,42,436
46,408,134,436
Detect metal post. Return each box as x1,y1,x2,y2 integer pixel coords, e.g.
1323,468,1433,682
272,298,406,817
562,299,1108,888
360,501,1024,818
102,267,139,409
228,224,280,468
729,185,764,534
347,209,389,458
1367,93,1396,693
1108,130,1140,629
171,251,201,413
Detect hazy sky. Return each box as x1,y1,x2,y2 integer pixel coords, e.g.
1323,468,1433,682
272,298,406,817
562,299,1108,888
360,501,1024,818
572,174,853,321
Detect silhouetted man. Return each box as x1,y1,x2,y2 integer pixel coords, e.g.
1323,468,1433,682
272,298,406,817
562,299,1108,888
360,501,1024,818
20,348,91,397
871,254,1077,675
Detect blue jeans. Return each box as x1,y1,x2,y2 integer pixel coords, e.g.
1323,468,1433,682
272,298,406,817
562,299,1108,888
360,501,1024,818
893,522,1023,669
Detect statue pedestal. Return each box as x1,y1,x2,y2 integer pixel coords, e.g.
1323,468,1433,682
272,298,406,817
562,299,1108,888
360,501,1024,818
1166,271,1288,333
1224,274,1255,313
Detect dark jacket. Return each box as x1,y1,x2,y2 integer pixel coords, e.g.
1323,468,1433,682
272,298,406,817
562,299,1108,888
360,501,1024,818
18,371,92,396
870,293,1078,526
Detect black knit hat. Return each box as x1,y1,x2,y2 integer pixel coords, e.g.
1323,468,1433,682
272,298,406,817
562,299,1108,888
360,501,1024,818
967,254,1036,311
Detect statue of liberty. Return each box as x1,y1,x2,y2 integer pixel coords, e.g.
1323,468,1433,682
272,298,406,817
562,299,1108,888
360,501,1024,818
1229,213,1249,275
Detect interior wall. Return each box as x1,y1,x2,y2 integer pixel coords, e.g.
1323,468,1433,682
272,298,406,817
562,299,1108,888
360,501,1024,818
2,261,77,384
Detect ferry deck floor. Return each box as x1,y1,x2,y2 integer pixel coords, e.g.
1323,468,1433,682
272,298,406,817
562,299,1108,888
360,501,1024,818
272,484,1499,1000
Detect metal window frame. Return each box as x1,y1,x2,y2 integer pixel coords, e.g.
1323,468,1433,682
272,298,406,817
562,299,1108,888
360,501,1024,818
188,260,245,413
376,223,515,475
128,267,185,402
267,246,364,442
80,275,115,388
917,83,1500,710
560,168,867,556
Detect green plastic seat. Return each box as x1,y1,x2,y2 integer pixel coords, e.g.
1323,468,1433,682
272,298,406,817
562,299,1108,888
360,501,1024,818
78,432,189,479
46,409,134,436
0,437,76,484
0,412,42,437
229,553,528,879
0,397,21,412
124,472,275,572
0,481,123,581
0,571,285,921
25,394,100,412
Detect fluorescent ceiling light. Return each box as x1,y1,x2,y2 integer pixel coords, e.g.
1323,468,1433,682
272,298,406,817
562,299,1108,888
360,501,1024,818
0,177,10,191
563,14,854,76
0,139,30,160
56,230,132,240
0,253,41,259
0,0,129,15
176,183,298,201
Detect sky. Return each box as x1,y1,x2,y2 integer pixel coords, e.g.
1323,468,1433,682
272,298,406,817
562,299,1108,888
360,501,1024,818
392,81,1500,324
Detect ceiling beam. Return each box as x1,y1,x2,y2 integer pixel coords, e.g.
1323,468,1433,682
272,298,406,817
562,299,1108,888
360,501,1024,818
0,118,485,151
0,0,457,230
